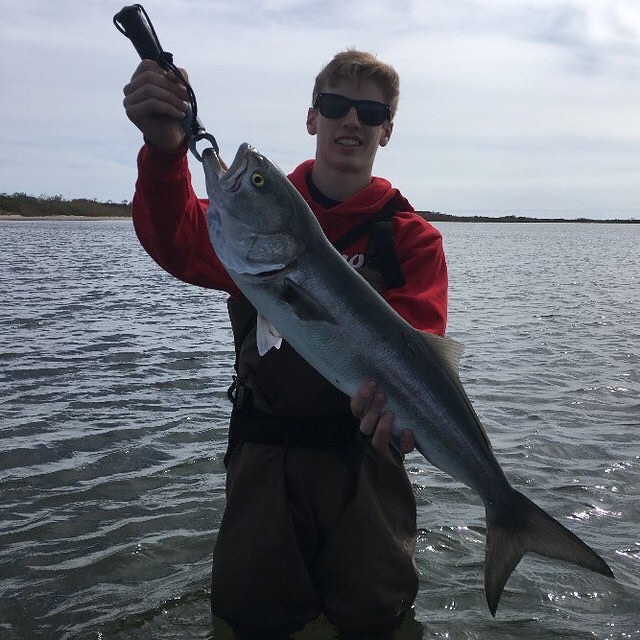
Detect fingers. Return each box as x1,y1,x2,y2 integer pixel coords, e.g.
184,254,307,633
351,381,378,423
370,407,395,452
351,381,416,455
360,390,387,438
398,429,416,455
370,410,415,455
124,92,188,124
123,62,190,120
128,59,190,87
122,60,190,152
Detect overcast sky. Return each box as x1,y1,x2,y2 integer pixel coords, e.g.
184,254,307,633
1,0,638,218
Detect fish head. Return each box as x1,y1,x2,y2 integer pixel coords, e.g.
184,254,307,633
203,143,309,276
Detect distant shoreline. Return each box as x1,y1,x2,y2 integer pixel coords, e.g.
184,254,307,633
0,193,131,220
1,212,637,224
422,212,639,224
0,214,130,221
1,191,637,224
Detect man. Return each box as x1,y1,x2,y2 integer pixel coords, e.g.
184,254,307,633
123,50,448,638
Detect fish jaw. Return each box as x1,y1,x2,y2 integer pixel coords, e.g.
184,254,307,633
201,147,226,186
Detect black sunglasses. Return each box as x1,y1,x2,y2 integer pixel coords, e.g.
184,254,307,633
313,93,391,127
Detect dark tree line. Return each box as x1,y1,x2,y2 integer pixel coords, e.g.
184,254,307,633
0,193,131,218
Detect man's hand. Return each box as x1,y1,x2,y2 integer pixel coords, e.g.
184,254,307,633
123,59,190,153
350,381,415,455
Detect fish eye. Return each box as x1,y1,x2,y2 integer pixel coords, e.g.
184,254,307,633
250,172,265,188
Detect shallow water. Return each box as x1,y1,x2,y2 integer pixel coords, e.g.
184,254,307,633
0,220,638,639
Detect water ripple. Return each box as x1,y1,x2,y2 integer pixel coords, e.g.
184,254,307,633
0,221,638,639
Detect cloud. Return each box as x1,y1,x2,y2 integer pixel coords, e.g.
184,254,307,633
0,0,638,217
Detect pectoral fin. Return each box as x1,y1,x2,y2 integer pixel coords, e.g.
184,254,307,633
282,278,337,324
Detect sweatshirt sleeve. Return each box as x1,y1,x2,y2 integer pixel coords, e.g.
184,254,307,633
382,213,448,336
131,143,240,295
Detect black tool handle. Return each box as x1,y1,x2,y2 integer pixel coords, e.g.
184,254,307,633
113,5,167,64
114,4,220,159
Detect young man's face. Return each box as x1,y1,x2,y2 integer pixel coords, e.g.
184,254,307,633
306,77,393,179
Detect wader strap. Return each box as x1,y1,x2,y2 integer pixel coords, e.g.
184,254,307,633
227,302,258,405
367,221,406,289
332,201,406,289
224,407,360,466
332,200,398,252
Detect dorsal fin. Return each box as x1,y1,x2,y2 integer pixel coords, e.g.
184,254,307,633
418,331,465,378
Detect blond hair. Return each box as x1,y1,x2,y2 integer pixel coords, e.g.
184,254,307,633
312,49,400,118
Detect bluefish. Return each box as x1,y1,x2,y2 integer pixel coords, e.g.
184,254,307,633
202,143,613,615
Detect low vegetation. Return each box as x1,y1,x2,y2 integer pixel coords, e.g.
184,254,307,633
0,193,131,218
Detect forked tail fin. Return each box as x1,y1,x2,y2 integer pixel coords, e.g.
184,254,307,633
484,489,613,616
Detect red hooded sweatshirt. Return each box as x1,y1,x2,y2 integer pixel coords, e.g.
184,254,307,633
131,144,448,336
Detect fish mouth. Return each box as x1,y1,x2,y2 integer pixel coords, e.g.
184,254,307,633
219,143,255,193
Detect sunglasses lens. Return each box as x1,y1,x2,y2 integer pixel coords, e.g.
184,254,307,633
316,94,389,126
318,94,350,119
357,104,386,126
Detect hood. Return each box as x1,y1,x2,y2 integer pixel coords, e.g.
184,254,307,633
287,159,414,217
